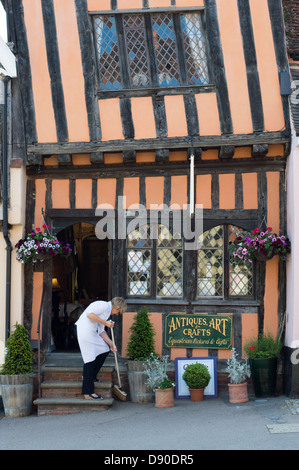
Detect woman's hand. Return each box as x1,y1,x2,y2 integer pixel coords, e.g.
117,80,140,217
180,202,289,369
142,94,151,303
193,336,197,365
106,320,115,328
110,343,117,352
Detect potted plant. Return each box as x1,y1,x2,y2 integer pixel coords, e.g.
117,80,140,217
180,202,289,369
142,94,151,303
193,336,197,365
15,225,72,263
144,353,175,408
244,332,283,398
226,348,251,403
230,226,291,262
182,362,211,401
126,307,156,403
0,323,34,417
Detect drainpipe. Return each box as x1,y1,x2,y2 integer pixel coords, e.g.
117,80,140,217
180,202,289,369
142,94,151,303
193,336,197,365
2,76,12,341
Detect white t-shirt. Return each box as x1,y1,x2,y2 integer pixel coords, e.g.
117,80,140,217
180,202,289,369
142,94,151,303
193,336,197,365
75,301,112,363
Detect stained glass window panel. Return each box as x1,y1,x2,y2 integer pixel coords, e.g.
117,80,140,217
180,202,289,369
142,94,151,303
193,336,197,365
94,16,122,91
123,15,151,88
229,226,253,296
180,13,210,85
151,14,180,87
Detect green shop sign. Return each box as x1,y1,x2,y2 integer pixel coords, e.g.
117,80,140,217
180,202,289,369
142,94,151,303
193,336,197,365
164,313,233,349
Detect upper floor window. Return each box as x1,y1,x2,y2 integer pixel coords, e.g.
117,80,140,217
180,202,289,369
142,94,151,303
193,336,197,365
94,12,210,92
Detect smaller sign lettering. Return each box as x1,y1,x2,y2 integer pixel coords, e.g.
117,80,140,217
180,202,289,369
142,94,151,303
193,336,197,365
164,313,232,349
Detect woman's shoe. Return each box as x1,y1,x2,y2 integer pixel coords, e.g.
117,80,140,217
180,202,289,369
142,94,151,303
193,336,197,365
84,393,103,400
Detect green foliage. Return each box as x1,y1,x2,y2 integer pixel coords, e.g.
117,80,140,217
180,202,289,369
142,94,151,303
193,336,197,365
244,332,283,359
1,323,33,375
182,362,211,389
144,353,174,390
127,307,156,361
157,377,174,390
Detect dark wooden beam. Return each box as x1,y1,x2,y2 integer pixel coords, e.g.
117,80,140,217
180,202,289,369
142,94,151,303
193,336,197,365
219,146,235,160
26,131,289,156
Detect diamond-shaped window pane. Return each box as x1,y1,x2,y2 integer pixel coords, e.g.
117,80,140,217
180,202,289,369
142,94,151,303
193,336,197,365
229,226,253,296
180,13,210,85
123,15,151,88
127,249,151,295
94,16,122,91
151,14,180,87
197,248,223,297
157,248,183,297
158,224,182,248
127,225,152,248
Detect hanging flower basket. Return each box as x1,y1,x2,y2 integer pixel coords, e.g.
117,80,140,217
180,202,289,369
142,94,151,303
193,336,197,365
230,227,291,262
15,225,72,264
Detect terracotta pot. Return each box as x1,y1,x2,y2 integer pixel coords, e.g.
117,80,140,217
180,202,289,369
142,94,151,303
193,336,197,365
155,388,174,408
228,382,249,403
189,388,204,401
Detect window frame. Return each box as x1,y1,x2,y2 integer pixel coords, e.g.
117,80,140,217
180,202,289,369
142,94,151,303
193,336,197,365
125,221,257,303
92,9,214,98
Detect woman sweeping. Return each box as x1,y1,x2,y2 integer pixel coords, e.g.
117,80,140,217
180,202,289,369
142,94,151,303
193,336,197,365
75,297,127,400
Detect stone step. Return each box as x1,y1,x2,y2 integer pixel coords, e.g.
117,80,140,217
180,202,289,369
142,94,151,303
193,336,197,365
41,380,113,398
33,397,114,416
42,365,113,383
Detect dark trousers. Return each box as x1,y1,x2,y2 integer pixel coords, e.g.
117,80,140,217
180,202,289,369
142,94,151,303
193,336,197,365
82,351,109,395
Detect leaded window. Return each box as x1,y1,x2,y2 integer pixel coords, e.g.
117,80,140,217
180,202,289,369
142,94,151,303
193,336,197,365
197,225,254,299
94,11,210,92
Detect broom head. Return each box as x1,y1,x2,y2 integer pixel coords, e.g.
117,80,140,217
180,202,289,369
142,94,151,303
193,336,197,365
113,384,127,401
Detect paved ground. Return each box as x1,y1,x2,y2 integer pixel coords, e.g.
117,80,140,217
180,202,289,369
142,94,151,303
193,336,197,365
1,394,299,451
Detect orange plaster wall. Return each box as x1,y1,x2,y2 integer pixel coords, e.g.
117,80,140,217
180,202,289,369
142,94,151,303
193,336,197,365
164,95,188,137
123,177,140,209
97,178,117,208
23,0,57,143
75,179,92,209
219,174,235,209
242,173,258,209
249,0,285,131
104,153,123,164
176,0,204,6
242,313,259,357
217,0,253,135
31,272,44,340
136,152,155,163
34,179,46,228
196,175,212,209
263,257,279,336
169,151,187,162
117,0,143,8
98,99,124,141
171,175,188,208
145,177,164,208
195,93,221,136
149,0,171,7
130,97,156,139
72,154,91,166
87,0,111,10
53,0,89,142
44,156,58,166
122,312,163,357
52,180,70,209
267,172,280,234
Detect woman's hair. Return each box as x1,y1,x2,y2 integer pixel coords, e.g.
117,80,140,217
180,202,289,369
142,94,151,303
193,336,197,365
111,297,127,314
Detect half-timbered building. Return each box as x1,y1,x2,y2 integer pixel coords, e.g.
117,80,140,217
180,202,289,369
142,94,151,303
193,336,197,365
1,0,295,397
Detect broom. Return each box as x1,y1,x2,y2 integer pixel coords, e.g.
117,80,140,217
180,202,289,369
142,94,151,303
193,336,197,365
111,328,127,401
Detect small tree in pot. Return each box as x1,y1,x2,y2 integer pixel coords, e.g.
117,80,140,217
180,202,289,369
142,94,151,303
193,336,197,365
182,362,211,401
126,307,156,403
226,348,251,403
0,323,34,417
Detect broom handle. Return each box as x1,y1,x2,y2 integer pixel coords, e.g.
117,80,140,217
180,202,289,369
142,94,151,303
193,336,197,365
111,327,122,388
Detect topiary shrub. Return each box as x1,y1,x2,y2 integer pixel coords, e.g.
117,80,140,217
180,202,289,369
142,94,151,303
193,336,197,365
127,307,156,361
1,323,33,375
182,362,211,389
